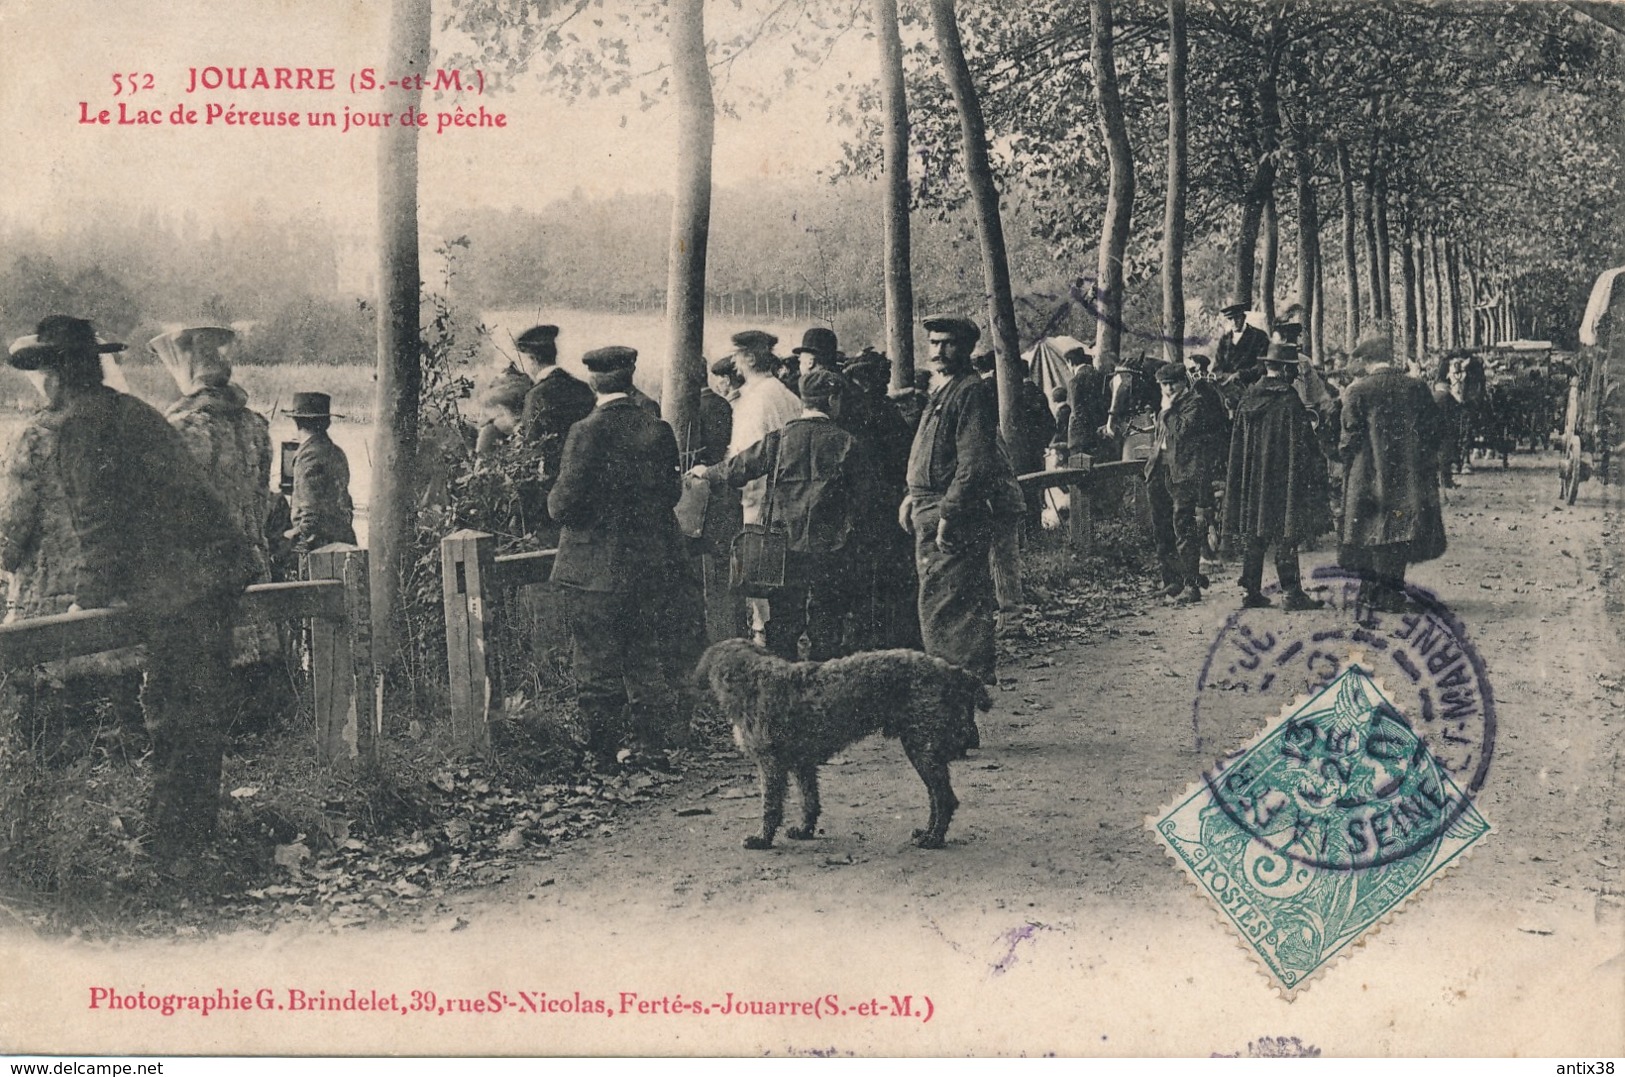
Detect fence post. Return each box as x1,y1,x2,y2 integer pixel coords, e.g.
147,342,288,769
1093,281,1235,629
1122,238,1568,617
305,543,377,766
1069,459,1094,554
442,529,496,754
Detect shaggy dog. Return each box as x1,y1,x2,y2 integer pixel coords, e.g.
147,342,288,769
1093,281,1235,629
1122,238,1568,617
695,639,992,850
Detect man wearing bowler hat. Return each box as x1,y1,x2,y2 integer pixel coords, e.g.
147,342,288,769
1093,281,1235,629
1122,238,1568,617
287,391,356,553
515,324,595,539
1145,362,1227,603
1222,342,1331,611
7,315,249,873
901,315,1001,689
549,345,702,763
1213,299,1270,383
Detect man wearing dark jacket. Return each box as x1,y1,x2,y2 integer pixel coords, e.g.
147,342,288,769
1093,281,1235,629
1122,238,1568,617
516,324,596,541
9,315,249,873
699,367,866,661
1145,363,1226,603
288,392,356,553
1222,343,1331,610
1066,347,1110,461
1338,331,1447,612
902,315,1000,686
549,346,700,762
1214,300,1270,381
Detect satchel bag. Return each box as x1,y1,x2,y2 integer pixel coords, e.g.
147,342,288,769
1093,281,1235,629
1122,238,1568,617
675,472,711,539
728,438,788,597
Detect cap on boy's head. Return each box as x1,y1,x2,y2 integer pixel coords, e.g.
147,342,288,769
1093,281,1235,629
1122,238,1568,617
581,346,638,373
515,325,560,356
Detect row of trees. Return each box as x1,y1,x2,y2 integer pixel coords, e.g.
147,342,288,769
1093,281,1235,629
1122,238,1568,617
349,0,1622,697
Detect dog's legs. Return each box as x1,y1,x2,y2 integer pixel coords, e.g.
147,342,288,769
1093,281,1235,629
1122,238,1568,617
786,762,821,840
902,743,958,850
744,761,788,850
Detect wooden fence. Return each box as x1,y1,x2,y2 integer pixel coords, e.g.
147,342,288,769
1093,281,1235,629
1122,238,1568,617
0,544,379,766
440,458,1145,754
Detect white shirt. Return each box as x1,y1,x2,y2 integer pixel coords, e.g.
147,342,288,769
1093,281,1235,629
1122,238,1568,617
594,391,628,406
728,375,803,524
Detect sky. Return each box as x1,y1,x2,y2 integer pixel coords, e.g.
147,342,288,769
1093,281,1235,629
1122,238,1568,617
0,0,872,236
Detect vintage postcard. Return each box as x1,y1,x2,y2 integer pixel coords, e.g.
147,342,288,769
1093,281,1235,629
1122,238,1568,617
0,0,1620,1059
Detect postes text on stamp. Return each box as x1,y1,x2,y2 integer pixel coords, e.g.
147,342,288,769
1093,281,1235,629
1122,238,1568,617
1151,660,1491,997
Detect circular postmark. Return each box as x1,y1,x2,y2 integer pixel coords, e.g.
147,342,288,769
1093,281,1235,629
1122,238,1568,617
1190,567,1496,871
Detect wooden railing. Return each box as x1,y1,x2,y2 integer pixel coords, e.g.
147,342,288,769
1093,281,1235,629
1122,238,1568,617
0,544,378,765
439,457,1146,755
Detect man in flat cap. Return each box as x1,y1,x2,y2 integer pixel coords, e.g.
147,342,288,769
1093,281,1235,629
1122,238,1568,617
902,315,1001,688
1145,361,1227,603
515,324,595,542
1222,342,1331,610
7,315,250,873
694,366,868,661
726,329,803,645
549,345,701,763
1213,299,1270,384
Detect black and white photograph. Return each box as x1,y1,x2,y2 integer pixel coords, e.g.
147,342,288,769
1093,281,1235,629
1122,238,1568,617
0,0,1621,1060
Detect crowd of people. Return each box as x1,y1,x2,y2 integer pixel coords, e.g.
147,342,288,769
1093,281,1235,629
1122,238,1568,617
0,297,1475,866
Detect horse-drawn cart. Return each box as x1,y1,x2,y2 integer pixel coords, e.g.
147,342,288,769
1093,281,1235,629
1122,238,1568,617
1562,266,1625,503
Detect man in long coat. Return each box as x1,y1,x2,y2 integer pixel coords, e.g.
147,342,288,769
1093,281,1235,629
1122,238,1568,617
549,345,701,763
8,315,249,873
1066,348,1111,461
1223,343,1331,610
1338,331,1447,612
902,315,1001,687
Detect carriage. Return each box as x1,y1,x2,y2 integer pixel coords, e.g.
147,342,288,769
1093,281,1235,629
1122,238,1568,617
1560,266,1625,503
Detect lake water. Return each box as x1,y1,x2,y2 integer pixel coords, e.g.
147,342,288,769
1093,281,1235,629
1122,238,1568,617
0,308,835,549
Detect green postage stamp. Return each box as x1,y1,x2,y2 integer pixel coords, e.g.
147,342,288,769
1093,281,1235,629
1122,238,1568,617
1151,659,1491,997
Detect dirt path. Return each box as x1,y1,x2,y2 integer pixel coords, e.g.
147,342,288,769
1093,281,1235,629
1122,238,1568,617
9,453,1622,1057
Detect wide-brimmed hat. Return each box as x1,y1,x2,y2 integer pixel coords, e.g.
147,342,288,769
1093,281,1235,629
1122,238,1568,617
1264,342,1302,366
8,314,126,370
288,391,335,419
792,327,838,359
514,325,560,355
922,315,980,346
176,325,236,351
581,345,638,373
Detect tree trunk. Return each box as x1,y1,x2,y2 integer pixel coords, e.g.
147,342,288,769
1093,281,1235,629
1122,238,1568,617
370,0,430,691
1161,0,1188,365
1260,190,1278,328
1399,216,1418,364
1336,142,1360,348
1429,230,1446,351
1091,0,1136,364
1312,235,1326,362
1361,166,1382,323
662,0,715,452
875,0,916,390
1232,53,1281,308
1414,231,1429,356
929,0,1021,453
1293,132,1318,341
1463,246,1482,347
1445,238,1463,350
1374,165,1393,324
